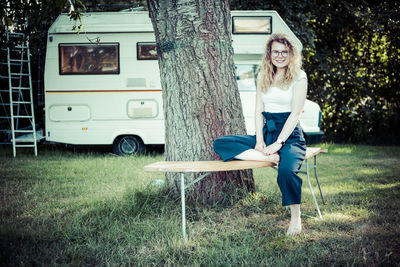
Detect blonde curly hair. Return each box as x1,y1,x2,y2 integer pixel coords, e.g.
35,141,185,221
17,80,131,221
257,33,302,92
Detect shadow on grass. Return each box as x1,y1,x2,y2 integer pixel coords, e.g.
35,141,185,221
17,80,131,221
0,143,165,158
328,183,400,216
0,186,178,266
43,143,165,157
310,184,400,264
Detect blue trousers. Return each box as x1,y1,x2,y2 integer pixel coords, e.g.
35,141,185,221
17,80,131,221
213,112,306,206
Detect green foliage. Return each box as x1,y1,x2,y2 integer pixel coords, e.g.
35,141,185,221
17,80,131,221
67,0,87,32
232,0,400,144
309,1,400,144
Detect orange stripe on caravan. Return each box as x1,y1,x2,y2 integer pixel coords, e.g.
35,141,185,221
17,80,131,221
45,90,162,93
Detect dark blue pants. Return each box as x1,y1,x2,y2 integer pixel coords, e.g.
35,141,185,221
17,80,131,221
213,112,306,206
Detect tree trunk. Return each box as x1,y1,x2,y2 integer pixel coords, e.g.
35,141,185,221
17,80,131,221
147,0,254,203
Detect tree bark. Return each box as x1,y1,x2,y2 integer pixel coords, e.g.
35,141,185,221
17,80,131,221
147,0,254,203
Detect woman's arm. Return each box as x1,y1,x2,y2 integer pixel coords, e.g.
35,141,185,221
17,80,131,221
254,85,266,151
264,77,308,155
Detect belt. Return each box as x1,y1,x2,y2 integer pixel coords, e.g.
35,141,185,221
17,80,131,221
261,112,290,145
263,119,276,146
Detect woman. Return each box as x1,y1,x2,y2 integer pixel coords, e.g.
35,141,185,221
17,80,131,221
213,33,307,235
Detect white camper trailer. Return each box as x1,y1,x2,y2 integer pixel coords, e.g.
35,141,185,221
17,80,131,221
44,10,323,155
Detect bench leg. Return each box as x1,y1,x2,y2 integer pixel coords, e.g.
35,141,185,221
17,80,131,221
181,173,187,240
306,159,323,220
313,156,326,205
179,172,211,240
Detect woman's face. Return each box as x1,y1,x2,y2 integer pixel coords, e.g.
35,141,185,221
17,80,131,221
270,41,290,69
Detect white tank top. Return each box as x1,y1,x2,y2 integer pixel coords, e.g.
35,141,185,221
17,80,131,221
261,70,307,113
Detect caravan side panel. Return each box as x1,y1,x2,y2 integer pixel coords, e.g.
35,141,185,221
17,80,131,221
45,30,164,145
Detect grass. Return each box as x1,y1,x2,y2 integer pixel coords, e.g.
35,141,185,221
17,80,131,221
1,143,399,266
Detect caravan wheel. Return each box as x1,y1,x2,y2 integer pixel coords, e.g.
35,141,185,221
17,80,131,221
113,135,145,156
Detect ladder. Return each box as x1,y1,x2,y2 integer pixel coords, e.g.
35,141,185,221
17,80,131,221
0,25,38,157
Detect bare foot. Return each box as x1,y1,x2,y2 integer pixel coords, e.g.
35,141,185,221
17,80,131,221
286,214,302,236
264,153,280,164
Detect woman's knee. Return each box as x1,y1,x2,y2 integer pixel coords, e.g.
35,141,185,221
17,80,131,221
277,165,301,183
277,155,302,176
213,136,228,150
278,167,294,180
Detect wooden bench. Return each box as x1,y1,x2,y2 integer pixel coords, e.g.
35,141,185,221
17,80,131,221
144,147,327,239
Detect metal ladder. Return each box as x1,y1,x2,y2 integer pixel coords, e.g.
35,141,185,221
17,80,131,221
0,25,38,157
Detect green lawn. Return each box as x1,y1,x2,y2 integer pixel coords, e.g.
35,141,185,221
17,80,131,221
1,144,399,266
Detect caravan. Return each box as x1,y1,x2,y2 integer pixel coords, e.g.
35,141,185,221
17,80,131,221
44,10,323,155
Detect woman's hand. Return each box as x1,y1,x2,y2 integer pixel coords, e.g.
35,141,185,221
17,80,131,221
263,142,283,155
255,141,266,152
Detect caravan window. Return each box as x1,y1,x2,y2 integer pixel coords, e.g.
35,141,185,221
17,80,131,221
236,64,258,92
137,43,157,60
59,43,119,75
232,16,272,34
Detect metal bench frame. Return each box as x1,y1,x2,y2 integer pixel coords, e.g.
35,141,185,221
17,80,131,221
145,147,327,239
